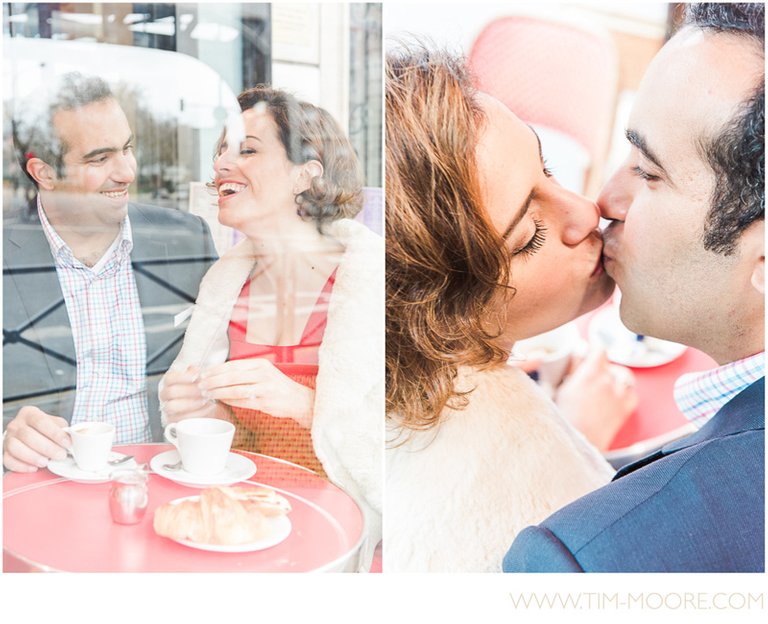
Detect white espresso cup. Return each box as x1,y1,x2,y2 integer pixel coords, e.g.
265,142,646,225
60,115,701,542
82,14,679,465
511,322,584,396
68,421,115,472
164,418,235,476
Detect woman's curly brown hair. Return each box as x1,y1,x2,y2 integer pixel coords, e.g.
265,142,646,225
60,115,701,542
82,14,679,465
236,86,364,227
386,46,512,432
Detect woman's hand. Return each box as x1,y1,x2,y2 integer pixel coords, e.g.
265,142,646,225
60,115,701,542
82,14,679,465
159,366,218,423
199,359,315,429
555,349,638,452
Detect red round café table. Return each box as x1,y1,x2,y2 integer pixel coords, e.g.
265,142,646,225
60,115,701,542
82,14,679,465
607,347,716,451
576,303,718,461
3,444,365,572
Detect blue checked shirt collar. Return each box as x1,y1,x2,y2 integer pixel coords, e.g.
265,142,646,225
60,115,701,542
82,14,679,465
674,351,765,428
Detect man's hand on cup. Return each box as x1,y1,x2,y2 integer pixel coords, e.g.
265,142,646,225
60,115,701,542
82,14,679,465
159,366,219,423
3,406,71,472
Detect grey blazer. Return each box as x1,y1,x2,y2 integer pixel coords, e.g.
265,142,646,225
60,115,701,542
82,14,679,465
3,202,217,441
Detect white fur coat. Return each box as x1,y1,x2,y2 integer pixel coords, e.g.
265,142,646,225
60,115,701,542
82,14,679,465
165,219,383,570
385,364,613,572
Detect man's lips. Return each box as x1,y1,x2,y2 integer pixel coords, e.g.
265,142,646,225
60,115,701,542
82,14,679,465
601,250,619,281
600,222,621,265
100,188,129,199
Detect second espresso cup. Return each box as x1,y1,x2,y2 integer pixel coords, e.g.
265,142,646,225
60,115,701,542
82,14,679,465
68,421,115,472
164,418,235,476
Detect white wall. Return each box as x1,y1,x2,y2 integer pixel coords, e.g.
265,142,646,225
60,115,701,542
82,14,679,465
270,2,349,130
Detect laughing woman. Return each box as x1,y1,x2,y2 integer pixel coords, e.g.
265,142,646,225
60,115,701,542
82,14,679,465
385,47,634,572
159,87,382,570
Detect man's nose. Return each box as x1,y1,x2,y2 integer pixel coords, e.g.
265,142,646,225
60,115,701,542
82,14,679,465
112,151,136,184
559,187,601,246
597,167,632,222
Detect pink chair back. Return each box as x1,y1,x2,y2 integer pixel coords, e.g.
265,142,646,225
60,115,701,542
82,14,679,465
469,15,618,167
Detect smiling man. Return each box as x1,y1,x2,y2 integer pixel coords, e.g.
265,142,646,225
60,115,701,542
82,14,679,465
3,73,216,472
504,3,764,572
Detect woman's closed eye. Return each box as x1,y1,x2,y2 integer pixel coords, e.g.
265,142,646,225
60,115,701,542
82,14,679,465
542,158,553,178
513,218,547,257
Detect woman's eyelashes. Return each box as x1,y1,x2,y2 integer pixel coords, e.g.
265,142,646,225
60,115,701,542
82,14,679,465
215,142,257,157
513,218,547,257
542,159,553,178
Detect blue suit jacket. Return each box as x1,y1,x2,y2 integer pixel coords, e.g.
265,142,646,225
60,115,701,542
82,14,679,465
503,377,765,572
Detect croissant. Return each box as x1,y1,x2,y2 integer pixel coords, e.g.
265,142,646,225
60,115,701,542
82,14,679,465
153,486,291,545
153,498,207,543
218,485,292,517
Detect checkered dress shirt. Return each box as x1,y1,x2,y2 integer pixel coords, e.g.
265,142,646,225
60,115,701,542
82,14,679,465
38,196,151,443
674,351,765,429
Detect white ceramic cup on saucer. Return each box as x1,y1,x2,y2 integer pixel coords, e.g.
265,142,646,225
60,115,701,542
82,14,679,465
164,418,235,476
68,422,115,472
511,322,584,397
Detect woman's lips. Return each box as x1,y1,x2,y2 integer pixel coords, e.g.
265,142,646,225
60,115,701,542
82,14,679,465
590,231,606,277
591,252,605,277
216,180,247,205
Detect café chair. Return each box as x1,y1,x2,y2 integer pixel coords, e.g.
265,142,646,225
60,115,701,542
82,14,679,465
468,14,619,195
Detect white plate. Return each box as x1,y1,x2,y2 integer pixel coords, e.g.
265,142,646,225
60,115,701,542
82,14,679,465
149,450,256,488
47,452,138,484
589,307,687,368
162,495,292,552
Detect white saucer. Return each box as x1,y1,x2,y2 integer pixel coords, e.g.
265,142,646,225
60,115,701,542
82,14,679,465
162,495,292,552
589,307,687,368
149,450,256,488
47,452,138,484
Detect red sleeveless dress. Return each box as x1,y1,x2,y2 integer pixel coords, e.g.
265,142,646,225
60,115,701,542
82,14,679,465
227,269,336,476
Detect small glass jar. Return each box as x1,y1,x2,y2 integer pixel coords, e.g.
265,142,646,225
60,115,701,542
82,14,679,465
109,467,149,525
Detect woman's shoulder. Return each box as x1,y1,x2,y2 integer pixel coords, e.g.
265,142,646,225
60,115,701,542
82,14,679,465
326,220,383,307
387,364,552,451
387,362,609,474
454,362,535,388
328,218,383,252
385,363,612,572
451,364,550,414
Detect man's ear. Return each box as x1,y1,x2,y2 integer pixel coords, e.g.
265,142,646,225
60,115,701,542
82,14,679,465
25,158,57,191
743,220,765,295
293,160,324,194
751,256,764,295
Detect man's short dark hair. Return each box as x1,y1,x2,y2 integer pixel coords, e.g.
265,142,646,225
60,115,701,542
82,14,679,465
12,72,114,187
686,3,765,255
